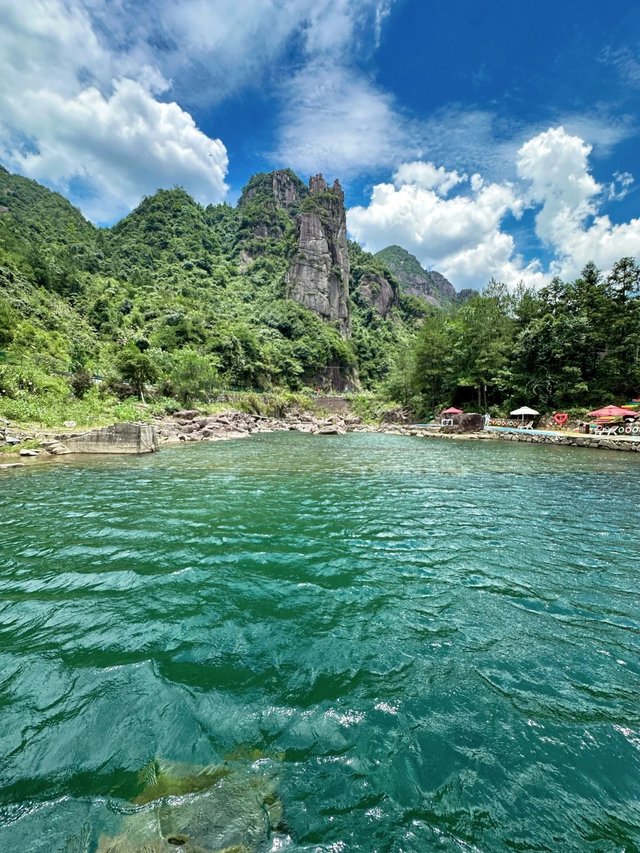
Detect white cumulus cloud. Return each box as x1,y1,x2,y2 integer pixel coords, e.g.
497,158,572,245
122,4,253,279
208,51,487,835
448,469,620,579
349,126,639,290
516,126,640,279
0,0,228,222
348,163,546,290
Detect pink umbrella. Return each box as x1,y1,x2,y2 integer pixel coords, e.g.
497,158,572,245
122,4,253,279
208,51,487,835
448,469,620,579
441,406,463,415
587,405,637,418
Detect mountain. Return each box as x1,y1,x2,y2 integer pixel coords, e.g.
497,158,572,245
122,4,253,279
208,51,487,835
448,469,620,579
0,166,421,417
375,245,456,305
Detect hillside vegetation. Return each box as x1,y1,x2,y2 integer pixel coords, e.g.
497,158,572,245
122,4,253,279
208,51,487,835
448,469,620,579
0,164,638,427
0,167,420,424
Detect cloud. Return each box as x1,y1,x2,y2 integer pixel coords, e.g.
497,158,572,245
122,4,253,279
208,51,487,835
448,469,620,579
271,1,417,176
600,44,640,89
0,0,399,219
275,62,419,177
81,0,396,109
348,163,546,290
516,127,601,249
394,162,467,195
5,79,228,223
348,126,639,290
0,0,228,222
516,126,640,279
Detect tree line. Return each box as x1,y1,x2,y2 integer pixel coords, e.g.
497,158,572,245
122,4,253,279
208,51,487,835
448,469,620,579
385,258,640,416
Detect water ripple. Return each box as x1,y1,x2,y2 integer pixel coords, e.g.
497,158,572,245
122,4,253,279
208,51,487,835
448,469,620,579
0,433,639,851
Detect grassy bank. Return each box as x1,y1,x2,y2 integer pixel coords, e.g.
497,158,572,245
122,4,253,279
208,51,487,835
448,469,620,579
0,387,337,430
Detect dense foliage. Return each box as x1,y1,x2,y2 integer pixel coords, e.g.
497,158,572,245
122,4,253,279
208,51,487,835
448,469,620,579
0,167,419,424
398,266,640,416
0,165,637,426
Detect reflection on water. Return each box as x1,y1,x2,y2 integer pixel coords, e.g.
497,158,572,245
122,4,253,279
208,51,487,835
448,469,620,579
1,433,639,851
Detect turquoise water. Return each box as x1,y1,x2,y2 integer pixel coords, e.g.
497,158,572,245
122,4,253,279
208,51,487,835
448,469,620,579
1,432,639,851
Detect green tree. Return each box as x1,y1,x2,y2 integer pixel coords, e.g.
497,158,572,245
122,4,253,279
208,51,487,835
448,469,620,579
168,348,219,404
116,344,158,402
456,287,514,410
412,311,456,414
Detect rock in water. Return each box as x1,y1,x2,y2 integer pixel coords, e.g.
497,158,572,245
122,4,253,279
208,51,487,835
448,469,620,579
96,760,286,853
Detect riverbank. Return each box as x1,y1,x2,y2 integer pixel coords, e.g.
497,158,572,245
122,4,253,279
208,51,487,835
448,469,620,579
3,410,640,467
382,424,640,453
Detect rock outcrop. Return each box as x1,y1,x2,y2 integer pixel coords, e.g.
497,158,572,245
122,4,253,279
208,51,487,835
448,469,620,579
271,169,301,208
356,272,397,318
441,413,485,433
239,169,303,210
44,423,158,455
286,174,351,337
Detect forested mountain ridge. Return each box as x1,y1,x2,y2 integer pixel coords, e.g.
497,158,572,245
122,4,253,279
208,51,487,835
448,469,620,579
1,163,638,426
0,165,422,422
375,245,457,306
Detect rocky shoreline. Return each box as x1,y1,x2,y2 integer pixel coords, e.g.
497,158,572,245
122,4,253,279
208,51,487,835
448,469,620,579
0,409,368,467
2,409,640,469
154,408,364,443
378,424,640,453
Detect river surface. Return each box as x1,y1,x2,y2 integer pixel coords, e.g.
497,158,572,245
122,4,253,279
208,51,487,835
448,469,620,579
1,433,639,852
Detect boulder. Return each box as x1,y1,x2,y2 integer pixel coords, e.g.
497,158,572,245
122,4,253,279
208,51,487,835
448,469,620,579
174,410,200,421
442,413,484,433
316,425,345,435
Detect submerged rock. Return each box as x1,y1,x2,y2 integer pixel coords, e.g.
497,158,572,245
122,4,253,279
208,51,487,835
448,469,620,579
96,759,287,853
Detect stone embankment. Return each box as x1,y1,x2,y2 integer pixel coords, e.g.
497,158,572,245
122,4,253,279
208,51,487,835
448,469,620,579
43,423,159,455
0,420,158,460
378,424,640,453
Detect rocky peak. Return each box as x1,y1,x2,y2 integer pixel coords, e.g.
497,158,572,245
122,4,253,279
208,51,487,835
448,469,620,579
238,169,306,210
309,173,328,194
271,170,300,208
286,175,351,337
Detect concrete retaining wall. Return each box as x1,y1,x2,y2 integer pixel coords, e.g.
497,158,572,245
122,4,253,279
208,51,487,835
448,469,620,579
378,424,640,453
47,423,158,455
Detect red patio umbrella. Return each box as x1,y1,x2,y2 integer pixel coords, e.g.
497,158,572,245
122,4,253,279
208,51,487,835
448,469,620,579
587,405,637,418
441,406,463,415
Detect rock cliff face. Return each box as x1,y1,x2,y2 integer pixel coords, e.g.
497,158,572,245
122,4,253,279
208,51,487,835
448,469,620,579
356,273,397,318
271,170,300,208
238,169,303,210
286,175,351,337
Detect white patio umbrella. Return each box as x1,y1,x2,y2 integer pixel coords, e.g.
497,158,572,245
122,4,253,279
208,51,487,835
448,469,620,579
510,405,539,423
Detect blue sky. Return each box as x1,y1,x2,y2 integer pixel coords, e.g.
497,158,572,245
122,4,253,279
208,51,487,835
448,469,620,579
1,0,639,289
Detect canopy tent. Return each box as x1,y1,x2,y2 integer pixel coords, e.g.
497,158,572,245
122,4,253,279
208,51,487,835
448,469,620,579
510,406,539,417
441,406,463,415
587,405,637,419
